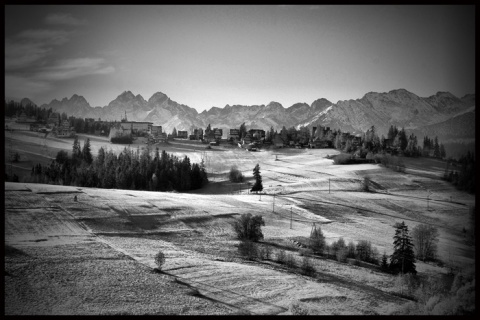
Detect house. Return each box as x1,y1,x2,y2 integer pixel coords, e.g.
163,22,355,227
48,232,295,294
242,133,253,145
352,134,362,146
229,129,240,141
248,129,265,141
47,113,59,127
213,128,223,139
177,130,188,139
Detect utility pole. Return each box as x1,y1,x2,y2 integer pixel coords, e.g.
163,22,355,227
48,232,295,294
273,192,275,213
290,206,293,229
329,178,330,194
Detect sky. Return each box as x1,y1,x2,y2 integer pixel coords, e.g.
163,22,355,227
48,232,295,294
5,5,475,112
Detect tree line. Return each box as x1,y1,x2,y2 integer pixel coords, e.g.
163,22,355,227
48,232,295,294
29,137,208,192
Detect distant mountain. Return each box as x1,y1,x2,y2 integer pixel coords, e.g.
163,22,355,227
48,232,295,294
40,94,97,119
22,89,474,145
298,89,473,136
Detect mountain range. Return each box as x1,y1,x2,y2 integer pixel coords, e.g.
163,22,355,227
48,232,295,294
32,89,474,144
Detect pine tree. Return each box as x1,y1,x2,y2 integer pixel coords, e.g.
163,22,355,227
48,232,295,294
251,163,263,192
172,127,177,138
72,136,82,165
309,225,326,254
433,136,441,158
390,221,416,274
82,138,93,164
381,251,389,271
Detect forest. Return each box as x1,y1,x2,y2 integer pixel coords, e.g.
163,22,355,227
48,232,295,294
28,137,208,192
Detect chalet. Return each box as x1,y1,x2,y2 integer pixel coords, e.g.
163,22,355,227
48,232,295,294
229,128,240,141
177,130,188,139
352,134,362,146
16,111,27,123
248,129,265,141
47,113,59,127
242,133,253,145
309,137,330,148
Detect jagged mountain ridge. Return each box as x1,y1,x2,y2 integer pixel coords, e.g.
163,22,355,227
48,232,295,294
34,89,473,140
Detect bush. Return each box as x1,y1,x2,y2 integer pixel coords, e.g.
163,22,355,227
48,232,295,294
229,165,244,183
154,251,166,270
263,245,272,260
362,177,371,192
111,135,133,144
300,256,316,276
290,302,309,315
276,250,286,264
299,248,313,256
333,153,354,165
232,213,265,242
238,240,258,260
285,253,296,268
336,247,348,263
411,224,439,262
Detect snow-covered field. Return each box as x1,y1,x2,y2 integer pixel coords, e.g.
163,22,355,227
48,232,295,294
4,131,475,315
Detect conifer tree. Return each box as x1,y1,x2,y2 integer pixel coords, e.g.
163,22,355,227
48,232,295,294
72,136,82,165
390,221,416,274
82,138,93,164
381,251,389,271
309,225,326,254
251,163,263,192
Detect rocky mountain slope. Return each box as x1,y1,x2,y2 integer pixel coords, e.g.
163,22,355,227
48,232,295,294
33,89,473,141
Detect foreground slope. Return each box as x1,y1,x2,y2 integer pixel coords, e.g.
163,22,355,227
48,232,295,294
4,148,475,315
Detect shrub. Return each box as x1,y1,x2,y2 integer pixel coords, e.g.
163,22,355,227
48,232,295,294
276,250,286,264
238,240,258,260
154,251,166,270
300,256,316,276
263,245,272,260
290,302,309,315
346,241,356,258
333,153,354,165
411,224,439,262
299,248,313,256
285,253,296,269
336,247,348,263
229,165,244,183
362,177,371,192
111,135,133,144
232,213,265,242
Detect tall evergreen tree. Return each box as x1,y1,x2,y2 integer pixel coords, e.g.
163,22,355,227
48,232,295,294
309,225,326,254
239,122,247,139
72,136,82,165
390,221,416,274
251,163,263,192
433,136,441,158
82,138,93,164
172,127,177,137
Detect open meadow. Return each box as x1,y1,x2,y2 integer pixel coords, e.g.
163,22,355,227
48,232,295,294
4,130,475,315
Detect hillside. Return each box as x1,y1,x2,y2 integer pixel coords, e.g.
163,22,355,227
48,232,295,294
5,144,475,315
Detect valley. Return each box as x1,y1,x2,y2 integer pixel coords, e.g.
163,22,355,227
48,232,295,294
5,130,475,315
